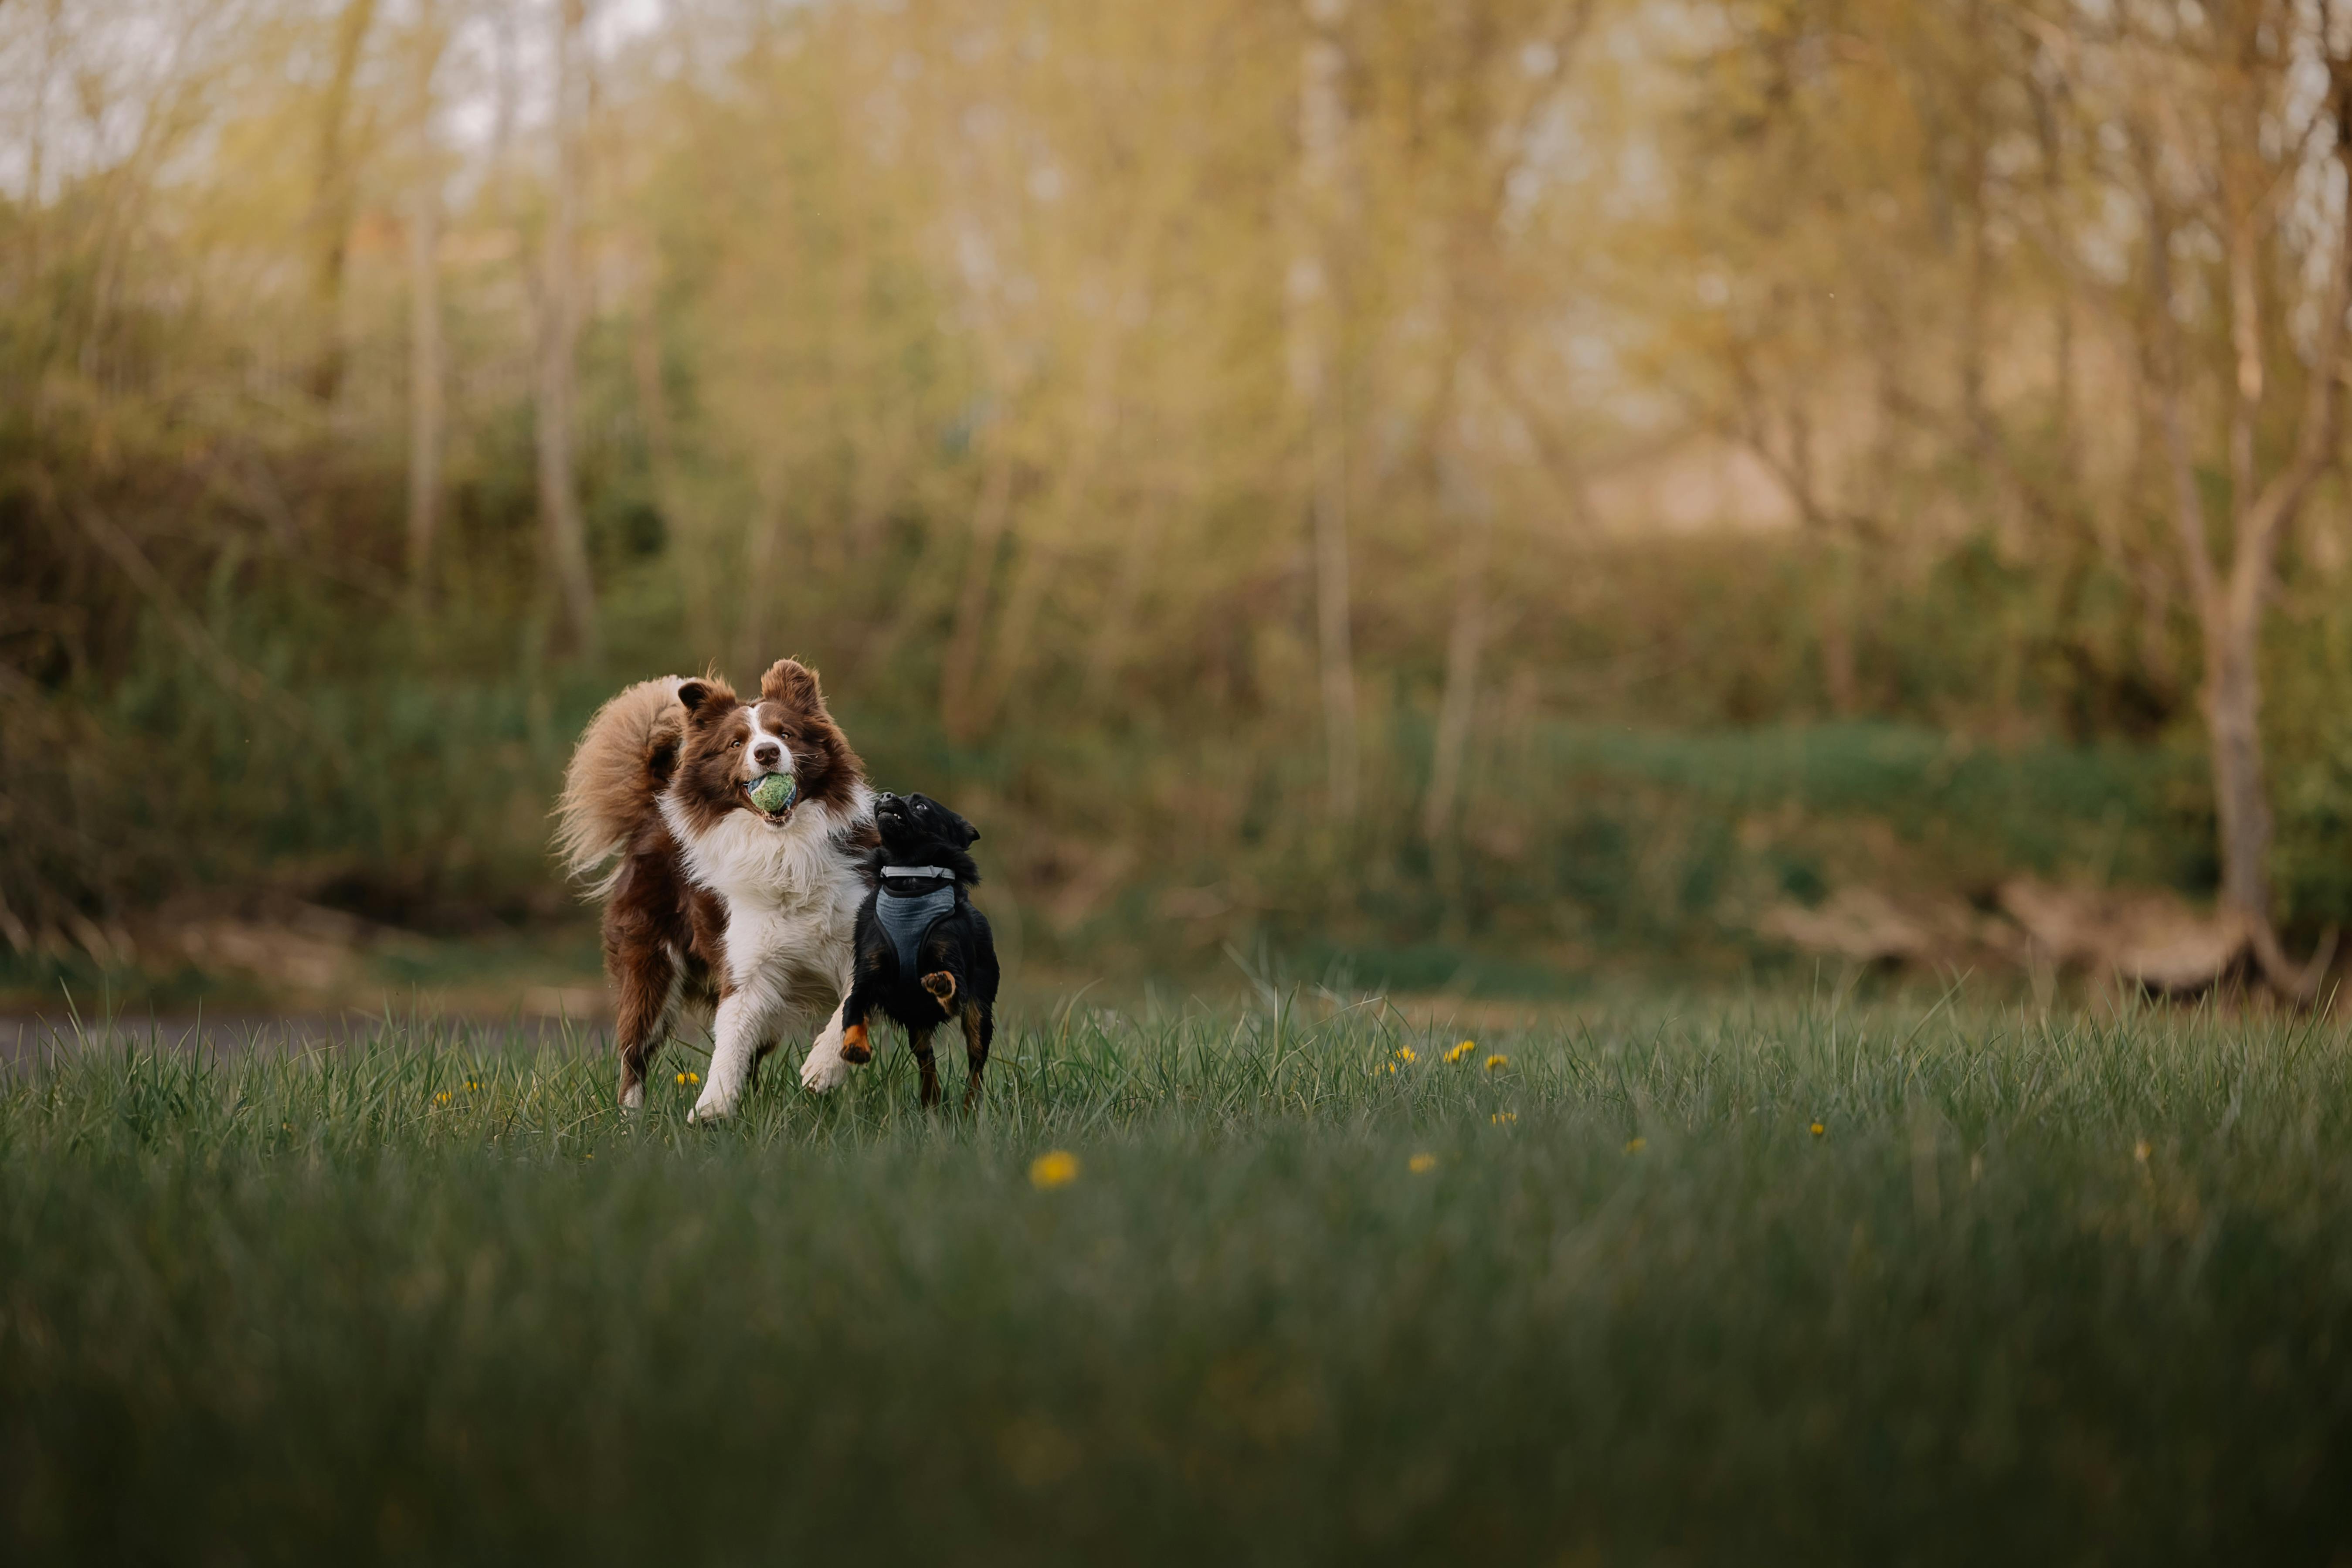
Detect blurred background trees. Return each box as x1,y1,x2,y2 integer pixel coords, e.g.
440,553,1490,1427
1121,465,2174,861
7,0,2352,998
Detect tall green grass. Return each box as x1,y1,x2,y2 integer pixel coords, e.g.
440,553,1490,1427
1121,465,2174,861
5,994,2350,1561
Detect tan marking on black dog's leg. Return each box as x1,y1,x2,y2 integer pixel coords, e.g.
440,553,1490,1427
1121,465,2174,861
921,970,957,1015
907,1025,941,1109
960,1002,993,1112
839,1019,873,1065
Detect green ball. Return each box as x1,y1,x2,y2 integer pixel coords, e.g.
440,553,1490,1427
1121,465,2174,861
748,772,797,815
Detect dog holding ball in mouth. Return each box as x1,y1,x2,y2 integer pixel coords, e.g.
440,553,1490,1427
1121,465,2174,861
555,658,882,1119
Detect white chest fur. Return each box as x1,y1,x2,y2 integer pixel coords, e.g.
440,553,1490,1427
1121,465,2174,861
661,786,872,994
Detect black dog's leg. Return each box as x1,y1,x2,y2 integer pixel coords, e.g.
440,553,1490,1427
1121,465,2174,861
838,982,877,1066
920,967,960,1017
959,1001,994,1112
906,1024,941,1109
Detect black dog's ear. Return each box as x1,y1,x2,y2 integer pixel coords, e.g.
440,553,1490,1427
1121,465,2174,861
938,801,980,846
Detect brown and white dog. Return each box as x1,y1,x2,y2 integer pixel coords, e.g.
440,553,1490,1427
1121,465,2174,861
554,659,877,1119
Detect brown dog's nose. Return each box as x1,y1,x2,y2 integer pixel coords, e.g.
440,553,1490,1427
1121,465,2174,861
753,742,781,769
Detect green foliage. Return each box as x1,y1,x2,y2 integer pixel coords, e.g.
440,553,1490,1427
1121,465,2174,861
15,0,2352,983
6,997,2352,1559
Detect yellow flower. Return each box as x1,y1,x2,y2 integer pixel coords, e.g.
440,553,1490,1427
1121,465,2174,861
1395,1045,1417,1064
1384,1061,1398,1075
1443,1039,1477,1065
689,1072,701,1085
1810,1121,1826,1138
2134,1140,2152,1164
675,1072,687,1086
1030,1150,1080,1189
1483,1054,1509,1072
434,1090,451,1106
466,1079,480,1093
1408,1152,1438,1174
1491,1111,1517,1125
1624,1137,1646,1153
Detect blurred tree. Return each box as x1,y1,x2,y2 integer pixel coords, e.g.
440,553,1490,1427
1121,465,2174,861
1415,0,1599,876
404,0,449,600
535,0,598,657
307,0,380,403
2110,0,2352,994
1289,0,1361,824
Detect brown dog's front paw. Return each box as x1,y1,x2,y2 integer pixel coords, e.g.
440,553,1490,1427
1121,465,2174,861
920,971,957,1014
839,1021,873,1064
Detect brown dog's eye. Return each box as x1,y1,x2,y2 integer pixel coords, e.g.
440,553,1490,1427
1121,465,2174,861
730,738,742,750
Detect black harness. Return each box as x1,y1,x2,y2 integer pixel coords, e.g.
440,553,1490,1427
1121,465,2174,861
875,865,957,978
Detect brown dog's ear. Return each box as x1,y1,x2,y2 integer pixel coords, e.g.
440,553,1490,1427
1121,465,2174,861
676,677,736,720
760,658,824,711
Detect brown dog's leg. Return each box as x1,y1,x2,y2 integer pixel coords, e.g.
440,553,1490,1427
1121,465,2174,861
907,1025,941,1109
612,943,680,1110
959,1001,993,1112
920,971,957,1015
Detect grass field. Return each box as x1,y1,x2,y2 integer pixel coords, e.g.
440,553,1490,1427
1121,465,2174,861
5,992,2351,1563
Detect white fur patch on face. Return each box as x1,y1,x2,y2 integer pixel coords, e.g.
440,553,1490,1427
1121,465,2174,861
741,707,794,784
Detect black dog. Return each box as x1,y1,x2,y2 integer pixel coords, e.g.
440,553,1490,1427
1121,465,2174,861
836,792,1000,1109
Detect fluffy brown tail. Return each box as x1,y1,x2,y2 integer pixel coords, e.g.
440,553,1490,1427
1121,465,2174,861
553,676,687,898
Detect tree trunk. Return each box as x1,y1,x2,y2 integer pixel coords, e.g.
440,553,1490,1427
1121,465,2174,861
1289,0,1358,825
23,0,60,287
2205,589,2274,943
308,0,380,405
2028,71,2076,480
404,0,447,601
940,449,1014,737
736,484,784,677
1084,499,1166,709
1819,540,1859,716
1309,377,1359,825
971,217,1164,733
1422,438,1493,850
971,330,1121,735
536,0,599,658
631,297,685,550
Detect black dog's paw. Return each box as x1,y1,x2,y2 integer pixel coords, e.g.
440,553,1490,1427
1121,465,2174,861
920,971,957,1014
